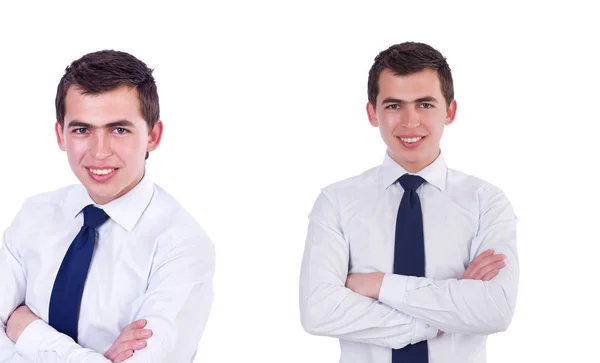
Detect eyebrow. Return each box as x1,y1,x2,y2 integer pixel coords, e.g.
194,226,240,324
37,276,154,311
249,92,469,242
67,120,136,129
381,96,439,105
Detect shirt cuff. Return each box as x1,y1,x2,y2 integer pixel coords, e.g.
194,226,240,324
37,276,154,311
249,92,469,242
379,273,409,309
15,319,66,361
412,320,438,344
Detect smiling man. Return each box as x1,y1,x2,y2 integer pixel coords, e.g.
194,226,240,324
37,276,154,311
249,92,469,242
299,42,519,363
0,50,215,362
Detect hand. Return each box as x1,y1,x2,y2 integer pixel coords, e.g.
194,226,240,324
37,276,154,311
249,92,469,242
462,249,505,281
104,319,153,363
6,305,39,342
345,272,385,299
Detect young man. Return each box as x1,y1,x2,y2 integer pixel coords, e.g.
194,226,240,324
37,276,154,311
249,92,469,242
299,42,519,362
0,50,215,362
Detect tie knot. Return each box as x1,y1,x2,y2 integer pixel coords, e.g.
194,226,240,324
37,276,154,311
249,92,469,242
82,205,110,228
399,174,425,191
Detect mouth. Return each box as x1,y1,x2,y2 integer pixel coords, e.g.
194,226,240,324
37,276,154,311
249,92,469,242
86,167,119,182
397,136,425,148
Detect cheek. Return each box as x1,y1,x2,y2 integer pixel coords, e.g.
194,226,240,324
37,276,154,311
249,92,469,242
421,115,445,136
378,115,398,133
65,138,88,159
114,136,147,158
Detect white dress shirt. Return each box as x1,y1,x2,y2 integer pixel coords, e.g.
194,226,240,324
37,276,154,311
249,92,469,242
300,152,519,363
0,173,215,362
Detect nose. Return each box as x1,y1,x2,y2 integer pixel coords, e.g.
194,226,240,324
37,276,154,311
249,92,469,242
399,107,420,128
91,131,113,159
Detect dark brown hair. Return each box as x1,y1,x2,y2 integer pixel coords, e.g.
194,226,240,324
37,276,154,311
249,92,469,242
55,50,159,130
367,42,454,107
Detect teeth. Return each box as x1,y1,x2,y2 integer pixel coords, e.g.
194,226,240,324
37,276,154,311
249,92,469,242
89,168,114,175
400,137,422,143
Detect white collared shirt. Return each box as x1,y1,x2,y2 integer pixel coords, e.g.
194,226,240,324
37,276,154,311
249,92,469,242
0,174,215,362
300,152,519,363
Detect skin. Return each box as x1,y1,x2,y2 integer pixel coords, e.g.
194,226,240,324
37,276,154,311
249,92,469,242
56,85,163,205
103,319,153,362
366,68,457,173
6,85,163,360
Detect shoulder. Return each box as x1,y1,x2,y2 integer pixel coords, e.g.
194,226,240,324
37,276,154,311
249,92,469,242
144,184,214,254
447,168,507,197
446,168,515,217
15,184,79,220
320,165,381,202
4,184,79,249
308,165,381,221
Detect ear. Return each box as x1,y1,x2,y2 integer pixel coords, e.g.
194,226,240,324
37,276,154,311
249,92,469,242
366,102,379,127
146,120,164,153
444,99,457,125
55,122,66,151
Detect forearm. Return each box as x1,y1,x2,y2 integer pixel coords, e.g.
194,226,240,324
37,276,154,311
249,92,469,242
380,215,519,334
1,325,30,362
300,281,437,349
122,236,215,362
300,194,437,348
125,279,213,362
14,320,110,363
379,274,516,334
1,226,31,362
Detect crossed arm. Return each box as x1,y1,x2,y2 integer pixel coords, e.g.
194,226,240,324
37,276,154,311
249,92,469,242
1,230,215,363
299,189,519,348
6,308,151,363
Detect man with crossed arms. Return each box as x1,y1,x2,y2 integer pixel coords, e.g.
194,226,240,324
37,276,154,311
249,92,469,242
0,50,214,362
300,42,519,362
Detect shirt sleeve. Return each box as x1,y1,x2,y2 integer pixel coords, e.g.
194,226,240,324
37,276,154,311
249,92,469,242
378,186,519,335
299,190,438,349
0,204,34,362
15,234,215,363
125,233,215,362
16,320,110,362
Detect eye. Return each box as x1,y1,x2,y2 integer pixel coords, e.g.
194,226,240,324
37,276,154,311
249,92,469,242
114,127,129,134
73,128,88,134
420,103,434,109
385,104,400,110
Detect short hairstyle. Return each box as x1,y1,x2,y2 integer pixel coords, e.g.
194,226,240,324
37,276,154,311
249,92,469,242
367,42,454,107
55,50,159,130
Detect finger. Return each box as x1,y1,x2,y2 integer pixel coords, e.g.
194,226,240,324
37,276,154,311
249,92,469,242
481,253,505,265
477,249,495,259
471,253,504,271
109,330,152,358
111,338,148,360
481,268,500,281
463,256,504,280
474,260,506,280
471,250,495,264
122,319,147,333
117,328,153,344
112,349,134,363
467,250,497,269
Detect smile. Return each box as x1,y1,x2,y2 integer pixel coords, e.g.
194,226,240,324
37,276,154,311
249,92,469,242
397,136,425,149
399,137,423,143
86,167,119,183
88,168,115,175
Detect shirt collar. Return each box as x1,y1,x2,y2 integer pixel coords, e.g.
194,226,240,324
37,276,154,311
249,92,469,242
380,150,447,191
64,172,155,232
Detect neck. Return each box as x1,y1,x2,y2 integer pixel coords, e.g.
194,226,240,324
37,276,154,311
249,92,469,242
389,149,440,173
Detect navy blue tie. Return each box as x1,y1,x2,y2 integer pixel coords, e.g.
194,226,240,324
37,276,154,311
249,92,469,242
49,205,109,342
392,174,428,363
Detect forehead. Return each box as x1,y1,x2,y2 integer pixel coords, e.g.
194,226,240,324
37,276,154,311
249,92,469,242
377,68,443,100
64,85,144,125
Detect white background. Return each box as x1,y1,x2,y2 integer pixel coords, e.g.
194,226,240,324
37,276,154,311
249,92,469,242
1,1,599,362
